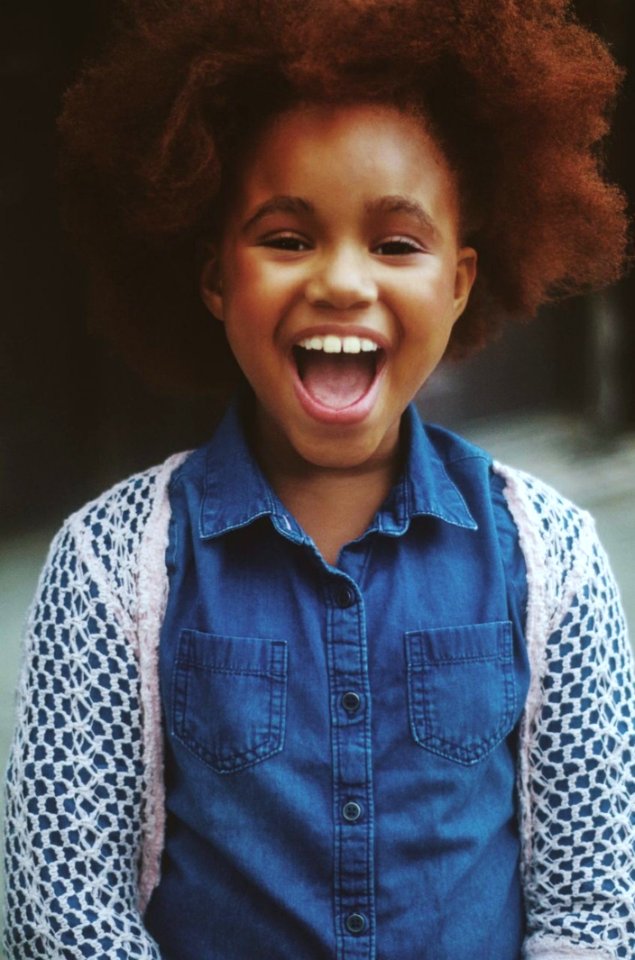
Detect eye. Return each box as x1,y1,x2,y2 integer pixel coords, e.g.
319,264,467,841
260,233,311,252
374,237,424,256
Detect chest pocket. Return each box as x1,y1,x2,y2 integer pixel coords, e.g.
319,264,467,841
405,621,516,766
172,630,288,774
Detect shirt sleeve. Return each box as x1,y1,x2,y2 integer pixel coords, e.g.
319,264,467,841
3,518,161,960
520,508,635,959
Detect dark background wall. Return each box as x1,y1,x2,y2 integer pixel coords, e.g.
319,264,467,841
1,0,633,536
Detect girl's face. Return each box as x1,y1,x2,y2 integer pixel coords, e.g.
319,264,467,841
202,103,476,472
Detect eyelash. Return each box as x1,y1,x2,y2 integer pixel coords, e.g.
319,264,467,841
258,234,424,256
260,234,310,252
374,237,423,256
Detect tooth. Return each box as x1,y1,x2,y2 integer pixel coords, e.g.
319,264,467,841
323,335,342,353
342,336,361,354
297,334,378,353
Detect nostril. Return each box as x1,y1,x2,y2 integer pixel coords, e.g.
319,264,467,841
305,270,378,310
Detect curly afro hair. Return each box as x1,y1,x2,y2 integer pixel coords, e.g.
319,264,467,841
58,0,629,395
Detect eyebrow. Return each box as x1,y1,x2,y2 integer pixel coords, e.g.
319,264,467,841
365,195,440,239
240,193,440,238
241,196,314,234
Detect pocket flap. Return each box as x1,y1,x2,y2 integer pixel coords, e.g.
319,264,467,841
405,621,516,765
173,631,288,774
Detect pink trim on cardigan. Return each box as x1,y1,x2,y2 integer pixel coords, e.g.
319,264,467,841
136,452,189,911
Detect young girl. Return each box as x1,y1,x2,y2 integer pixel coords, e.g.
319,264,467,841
4,1,634,958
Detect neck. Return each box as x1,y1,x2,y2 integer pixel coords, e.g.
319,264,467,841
252,420,402,566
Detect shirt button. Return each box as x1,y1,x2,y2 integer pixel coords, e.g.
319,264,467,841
335,584,356,608
345,913,367,935
341,691,361,714
342,801,362,822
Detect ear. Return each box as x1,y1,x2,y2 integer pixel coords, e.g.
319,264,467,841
200,249,224,322
453,246,478,322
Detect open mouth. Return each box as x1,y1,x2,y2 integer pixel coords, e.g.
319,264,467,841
293,334,383,410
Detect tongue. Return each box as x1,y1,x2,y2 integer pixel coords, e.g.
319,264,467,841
300,352,375,409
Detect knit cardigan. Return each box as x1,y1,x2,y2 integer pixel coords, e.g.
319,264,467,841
3,454,634,959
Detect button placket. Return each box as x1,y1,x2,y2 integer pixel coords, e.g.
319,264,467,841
327,576,375,960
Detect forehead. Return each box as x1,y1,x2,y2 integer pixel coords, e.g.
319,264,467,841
231,102,461,234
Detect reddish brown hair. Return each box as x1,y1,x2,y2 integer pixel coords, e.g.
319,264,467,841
59,0,629,394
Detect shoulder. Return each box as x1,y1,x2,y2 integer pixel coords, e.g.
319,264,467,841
69,451,190,536
421,420,595,572
58,451,191,624
493,462,612,633
492,461,597,577
423,421,492,467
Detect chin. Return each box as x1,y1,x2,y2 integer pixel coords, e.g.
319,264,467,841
294,432,389,472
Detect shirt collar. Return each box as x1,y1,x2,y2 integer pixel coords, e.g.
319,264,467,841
199,398,308,544
199,399,477,541
374,405,477,535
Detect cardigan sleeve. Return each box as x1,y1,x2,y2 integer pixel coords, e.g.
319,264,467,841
498,465,635,960
3,512,162,959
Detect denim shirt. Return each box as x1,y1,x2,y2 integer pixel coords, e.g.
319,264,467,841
144,401,530,960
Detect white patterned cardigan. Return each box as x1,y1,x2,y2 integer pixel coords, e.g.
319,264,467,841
3,454,635,959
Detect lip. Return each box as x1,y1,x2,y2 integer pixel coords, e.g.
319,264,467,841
290,336,387,425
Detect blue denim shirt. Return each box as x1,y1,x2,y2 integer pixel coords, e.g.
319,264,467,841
144,401,530,960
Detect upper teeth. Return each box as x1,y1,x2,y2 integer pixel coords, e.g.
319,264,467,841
297,335,378,354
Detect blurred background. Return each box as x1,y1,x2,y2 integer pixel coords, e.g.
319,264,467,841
1,0,634,945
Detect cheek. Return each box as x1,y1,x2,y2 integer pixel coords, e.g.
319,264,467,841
427,259,460,306
394,272,457,336
224,256,289,315
222,285,282,371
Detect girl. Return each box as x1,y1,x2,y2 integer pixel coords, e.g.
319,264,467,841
4,2,634,958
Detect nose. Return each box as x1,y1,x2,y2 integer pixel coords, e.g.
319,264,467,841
305,244,378,310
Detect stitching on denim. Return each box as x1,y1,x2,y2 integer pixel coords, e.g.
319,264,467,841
172,637,288,774
175,662,283,679
405,630,517,764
